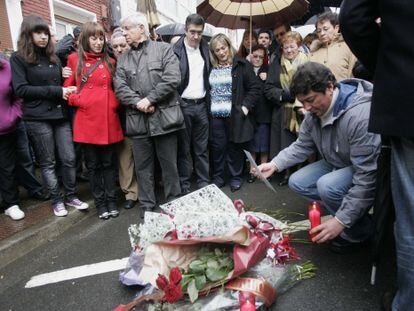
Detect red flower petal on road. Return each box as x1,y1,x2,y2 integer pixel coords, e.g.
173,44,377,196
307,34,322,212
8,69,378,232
113,304,127,311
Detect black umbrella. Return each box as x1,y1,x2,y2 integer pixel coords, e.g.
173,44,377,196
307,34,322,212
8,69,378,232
370,138,395,285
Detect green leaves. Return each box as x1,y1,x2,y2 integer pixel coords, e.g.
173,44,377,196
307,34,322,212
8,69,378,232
194,275,207,290
188,260,206,273
180,246,234,302
187,279,198,303
205,267,228,282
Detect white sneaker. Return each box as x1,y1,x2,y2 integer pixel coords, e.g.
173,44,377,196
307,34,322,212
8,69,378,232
5,205,25,220
65,198,89,210
52,202,68,217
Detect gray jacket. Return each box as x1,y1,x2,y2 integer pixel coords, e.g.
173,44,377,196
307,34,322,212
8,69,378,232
114,40,184,137
273,79,381,227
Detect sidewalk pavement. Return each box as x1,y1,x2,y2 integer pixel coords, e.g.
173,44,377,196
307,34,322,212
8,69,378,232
0,182,95,270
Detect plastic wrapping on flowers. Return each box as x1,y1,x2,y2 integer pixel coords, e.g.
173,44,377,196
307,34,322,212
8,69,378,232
116,185,316,310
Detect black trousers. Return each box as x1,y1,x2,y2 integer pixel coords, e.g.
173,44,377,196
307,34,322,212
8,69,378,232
15,121,43,195
210,117,247,187
132,132,181,210
0,131,19,209
83,143,118,209
177,101,210,191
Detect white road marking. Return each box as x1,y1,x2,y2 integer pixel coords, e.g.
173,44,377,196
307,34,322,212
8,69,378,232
25,257,129,288
24,216,330,288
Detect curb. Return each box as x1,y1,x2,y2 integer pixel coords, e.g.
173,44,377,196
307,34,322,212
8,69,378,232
0,199,95,270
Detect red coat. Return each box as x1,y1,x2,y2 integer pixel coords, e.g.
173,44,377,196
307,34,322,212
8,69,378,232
65,52,123,145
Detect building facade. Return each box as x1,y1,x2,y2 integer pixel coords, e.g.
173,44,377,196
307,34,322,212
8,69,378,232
1,0,238,53
1,0,110,51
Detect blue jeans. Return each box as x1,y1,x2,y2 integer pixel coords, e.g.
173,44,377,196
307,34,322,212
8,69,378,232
25,120,76,204
391,137,414,311
288,160,372,242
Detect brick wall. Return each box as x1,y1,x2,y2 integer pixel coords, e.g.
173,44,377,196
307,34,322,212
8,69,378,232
65,0,104,21
0,0,13,50
21,0,51,23
21,0,109,23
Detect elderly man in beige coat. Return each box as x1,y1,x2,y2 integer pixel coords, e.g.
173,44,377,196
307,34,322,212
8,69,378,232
310,12,357,81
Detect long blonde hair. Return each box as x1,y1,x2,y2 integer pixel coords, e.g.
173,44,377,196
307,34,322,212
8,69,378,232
209,33,237,68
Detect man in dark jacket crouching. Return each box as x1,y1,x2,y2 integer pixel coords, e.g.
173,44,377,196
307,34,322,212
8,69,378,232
114,12,184,212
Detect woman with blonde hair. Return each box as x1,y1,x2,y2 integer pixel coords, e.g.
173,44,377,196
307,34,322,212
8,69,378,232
208,34,260,192
64,22,123,219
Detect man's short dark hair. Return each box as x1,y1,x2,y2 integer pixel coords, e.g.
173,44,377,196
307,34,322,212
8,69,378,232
290,62,337,97
185,14,205,30
251,44,267,55
316,12,339,27
73,26,82,38
258,28,272,38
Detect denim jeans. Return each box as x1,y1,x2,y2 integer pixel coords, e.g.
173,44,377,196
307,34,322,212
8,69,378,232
25,120,76,204
288,160,372,242
390,137,414,311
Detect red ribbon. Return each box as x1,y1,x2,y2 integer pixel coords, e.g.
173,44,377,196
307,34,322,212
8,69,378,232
245,215,276,237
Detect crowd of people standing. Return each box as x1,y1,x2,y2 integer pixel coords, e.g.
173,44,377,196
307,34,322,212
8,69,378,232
1,11,359,221
1,4,411,309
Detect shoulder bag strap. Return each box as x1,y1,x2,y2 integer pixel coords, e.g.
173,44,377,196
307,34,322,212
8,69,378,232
78,60,103,92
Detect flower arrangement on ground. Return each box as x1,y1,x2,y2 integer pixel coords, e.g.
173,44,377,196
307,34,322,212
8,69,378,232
116,185,316,310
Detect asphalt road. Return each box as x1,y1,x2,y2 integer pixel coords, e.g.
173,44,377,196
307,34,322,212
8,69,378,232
0,179,396,311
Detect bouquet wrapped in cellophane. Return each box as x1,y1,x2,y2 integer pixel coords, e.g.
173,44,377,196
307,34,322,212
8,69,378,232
115,185,315,311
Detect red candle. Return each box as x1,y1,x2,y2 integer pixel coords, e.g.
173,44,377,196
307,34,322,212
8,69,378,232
239,291,256,311
308,201,321,241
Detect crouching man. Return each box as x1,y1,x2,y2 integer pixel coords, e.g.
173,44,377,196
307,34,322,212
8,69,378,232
256,62,381,252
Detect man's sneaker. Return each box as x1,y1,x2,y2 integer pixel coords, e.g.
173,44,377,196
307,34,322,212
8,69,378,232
97,206,109,220
108,204,119,218
5,205,25,220
65,198,89,210
53,202,68,217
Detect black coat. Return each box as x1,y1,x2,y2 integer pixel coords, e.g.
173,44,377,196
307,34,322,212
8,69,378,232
173,36,211,99
252,66,272,124
264,60,283,158
340,0,414,137
56,34,76,67
227,57,261,144
10,52,66,121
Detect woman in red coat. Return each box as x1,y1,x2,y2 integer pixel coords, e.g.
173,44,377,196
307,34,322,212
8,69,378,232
65,22,123,220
